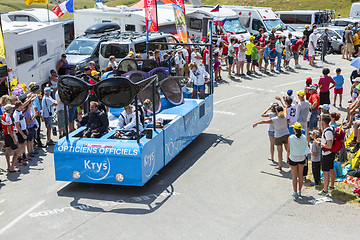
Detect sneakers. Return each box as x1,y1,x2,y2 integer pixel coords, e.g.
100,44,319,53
295,64,301,68
27,153,35,158
339,104,342,108
292,192,299,197
329,186,335,191
350,143,360,153
285,66,291,70
310,182,320,186
333,104,336,107
297,191,301,196
318,190,329,196
47,140,56,146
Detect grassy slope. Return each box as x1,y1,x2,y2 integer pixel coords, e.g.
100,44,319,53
0,0,355,20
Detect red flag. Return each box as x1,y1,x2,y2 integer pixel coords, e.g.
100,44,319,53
144,0,158,32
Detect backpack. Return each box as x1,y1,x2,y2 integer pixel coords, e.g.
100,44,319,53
323,127,345,153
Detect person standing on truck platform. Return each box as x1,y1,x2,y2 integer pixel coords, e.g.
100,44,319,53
56,54,70,75
303,25,312,60
175,47,186,76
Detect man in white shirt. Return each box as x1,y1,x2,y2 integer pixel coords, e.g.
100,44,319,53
42,87,57,146
191,47,203,68
114,104,143,137
308,29,319,65
284,33,293,70
174,47,186,76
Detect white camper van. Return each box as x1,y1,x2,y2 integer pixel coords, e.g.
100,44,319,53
0,8,58,23
276,10,330,30
222,6,295,37
350,3,360,18
1,21,65,87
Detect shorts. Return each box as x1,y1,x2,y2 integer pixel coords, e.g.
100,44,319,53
274,134,289,146
16,131,27,144
292,49,299,60
246,54,252,63
319,91,330,105
193,84,205,91
346,43,353,53
252,60,258,66
321,152,335,171
309,109,319,129
228,56,234,65
184,64,189,73
57,110,65,129
289,159,306,166
44,117,53,128
304,40,309,47
4,134,18,150
238,55,246,62
270,58,276,62
285,51,291,61
334,88,343,95
268,130,275,137
27,126,36,141
308,46,315,56
264,58,269,64
214,62,220,72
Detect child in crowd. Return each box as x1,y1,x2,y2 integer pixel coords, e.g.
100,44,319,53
269,48,277,72
287,89,297,106
310,130,321,186
251,40,259,73
214,52,221,81
333,68,344,107
236,39,247,76
263,41,271,73
319,104,330,114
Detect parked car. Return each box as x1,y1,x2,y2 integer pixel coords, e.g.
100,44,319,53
316,27,344,54
330,18,359,27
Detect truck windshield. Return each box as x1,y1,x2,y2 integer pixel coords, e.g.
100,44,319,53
65,39,98,55
263,19,288,31
223,18,247,34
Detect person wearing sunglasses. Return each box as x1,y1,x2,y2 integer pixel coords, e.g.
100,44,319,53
78,101,109,138
188,62,209,99
114,104,143,138
139,99,153,126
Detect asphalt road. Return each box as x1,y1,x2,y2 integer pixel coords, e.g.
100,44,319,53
1,54,360,240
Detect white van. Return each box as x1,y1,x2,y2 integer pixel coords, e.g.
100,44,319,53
350,3,360,18
0,8,58,23
276,10,330,30
1,21,64,87
99,33,178,70
221,6,293,36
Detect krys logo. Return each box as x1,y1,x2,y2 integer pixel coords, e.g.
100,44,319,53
84,158,111,181
143,152,155,178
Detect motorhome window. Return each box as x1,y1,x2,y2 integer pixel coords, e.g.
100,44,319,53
37,39,47,57
102,20,111,23
65,39,98,55
100,44,128,58
125,25,136,31
16,46,34,65
189,18,202,30
280,14,296,24
252,19,264,31
223,19,247,34
13,15,30,22
263,19,288,31
135,42,146,53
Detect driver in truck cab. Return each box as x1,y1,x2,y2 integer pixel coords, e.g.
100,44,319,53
77,101,109,138
114,104,144,137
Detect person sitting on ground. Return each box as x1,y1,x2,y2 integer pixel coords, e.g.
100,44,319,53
350,78,360,102
114,104,143,137
1,104,20,172
188,62,210,99
344,85,360,129
108,55,118,69
78,101,109,138
288,122,310,197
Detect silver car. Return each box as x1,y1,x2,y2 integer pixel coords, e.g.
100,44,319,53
317,27,344,54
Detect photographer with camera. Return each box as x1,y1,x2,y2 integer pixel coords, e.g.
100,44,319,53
41,87,57,146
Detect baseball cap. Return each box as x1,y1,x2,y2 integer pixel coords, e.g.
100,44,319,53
4,104,14,111
221,33,225,36
313,29,318,33
293,122,302,130
44,87,53,93
297,90,305,97
306,77,312,83
310,130,320,138
30,85,40,92
91,70,100,76
287,89,293,96
319,104,330,111
309,85,317,90
61,54,66,58
128,51,134,56
272,48,276,52
250,36,255,40
305,25,310,29
176,46,183,52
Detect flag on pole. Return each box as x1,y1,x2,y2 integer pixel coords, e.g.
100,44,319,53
0,19,8,78
24,0,47,6
172,3,188,43
52,0,74,18
210,4,220,12
144,0,158,32
213,16,226,26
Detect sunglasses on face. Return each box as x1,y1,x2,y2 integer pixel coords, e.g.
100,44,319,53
58,75,157,108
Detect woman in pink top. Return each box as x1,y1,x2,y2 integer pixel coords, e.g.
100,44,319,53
318,68,336,105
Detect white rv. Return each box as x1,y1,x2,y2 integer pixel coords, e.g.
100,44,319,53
1,8,59,23
350,3,360,18
1,21,65,87
276,10,330,30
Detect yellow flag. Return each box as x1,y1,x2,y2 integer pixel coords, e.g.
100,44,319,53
0,22,5,60
25,0,47,6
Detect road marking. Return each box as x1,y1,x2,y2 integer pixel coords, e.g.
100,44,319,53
214,110,235,116
274,80,304,88
214,92,254,105
0,200,45,235
0,199,5,203
235,85,276,93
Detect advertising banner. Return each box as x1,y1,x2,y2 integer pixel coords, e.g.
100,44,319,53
145,0,158,32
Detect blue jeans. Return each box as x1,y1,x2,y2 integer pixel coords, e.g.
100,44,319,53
309,109,319,129
276,52,282,71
